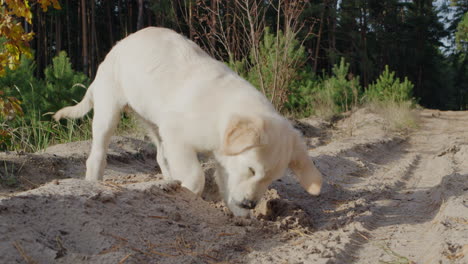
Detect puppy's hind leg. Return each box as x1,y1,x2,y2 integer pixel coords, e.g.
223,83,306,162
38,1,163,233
147,126,172,179
86,90,122,181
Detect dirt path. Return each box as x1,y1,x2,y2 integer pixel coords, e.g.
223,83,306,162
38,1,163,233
0,109,467,264
350,110,468,263
243,109,468,263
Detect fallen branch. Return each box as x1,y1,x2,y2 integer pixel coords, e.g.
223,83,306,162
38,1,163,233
13,241,37,264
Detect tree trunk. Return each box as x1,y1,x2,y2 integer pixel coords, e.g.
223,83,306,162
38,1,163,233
128,1,133,34
66,0,71,57
91,0,98,77
209,0,218,48
171,0,182,31
137,0,144,30
188,0,194,39
360,2,368,87
327,0,338,70
106,0,114,47
35,7,42,76
81,0,88,75
55,14,62,55
314,0,326,72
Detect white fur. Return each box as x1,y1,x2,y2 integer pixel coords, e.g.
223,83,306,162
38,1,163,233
54,27,322,217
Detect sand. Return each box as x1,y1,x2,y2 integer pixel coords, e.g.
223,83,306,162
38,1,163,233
0,108,466,264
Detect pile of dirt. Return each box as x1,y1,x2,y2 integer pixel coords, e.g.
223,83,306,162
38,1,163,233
1,109,467,263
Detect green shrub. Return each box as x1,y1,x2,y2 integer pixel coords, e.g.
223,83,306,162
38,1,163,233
0,57,44,118
229,27,308,112
0,161,20,187
43,51,89,114
0,52,91,152
285,67,319,118
322,58,361,112
364,65,413,103
294,58,360,119
368,100,419,131
0,51,89,120
456,12,468,51
364,66,417,131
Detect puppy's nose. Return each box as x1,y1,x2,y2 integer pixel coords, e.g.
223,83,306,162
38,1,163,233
239,199,257,209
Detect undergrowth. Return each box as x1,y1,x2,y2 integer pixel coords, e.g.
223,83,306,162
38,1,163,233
228,29,417,129
0,52,141,152
1,31,420,152
367,100,419,131
364,66,418,131
0,160,23,187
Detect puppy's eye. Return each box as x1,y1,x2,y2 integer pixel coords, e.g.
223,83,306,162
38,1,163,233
249,167,255,175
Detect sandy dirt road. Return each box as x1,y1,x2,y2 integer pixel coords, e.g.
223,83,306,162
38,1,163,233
349,110,468,263
0,109,467,263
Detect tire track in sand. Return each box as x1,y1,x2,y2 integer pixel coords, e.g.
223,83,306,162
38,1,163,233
340,110,468,264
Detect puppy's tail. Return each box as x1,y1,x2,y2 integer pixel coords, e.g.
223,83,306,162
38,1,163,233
53,85,94,121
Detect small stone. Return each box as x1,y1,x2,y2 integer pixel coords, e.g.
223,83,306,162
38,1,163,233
316,244,325,253
320,249,333,258
170,212,182,221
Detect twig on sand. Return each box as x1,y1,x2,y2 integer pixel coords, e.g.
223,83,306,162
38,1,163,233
117,253,132,264
55,236,67,258
378,243,415,264
357,232,370,241
205,260,232,264
290,238,306,246
148,215,168,219
149,249,179,257
101,232,129,242
99,242,124,255
130,246,153,257
19,176,39,188
13,241,37,264
290,229,314,238
102,181,124,190
217,232,237,237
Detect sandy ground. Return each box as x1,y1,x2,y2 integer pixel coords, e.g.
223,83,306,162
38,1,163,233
0,108,467,264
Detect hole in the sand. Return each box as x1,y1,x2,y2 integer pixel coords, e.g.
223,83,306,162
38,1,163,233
255,197,314,229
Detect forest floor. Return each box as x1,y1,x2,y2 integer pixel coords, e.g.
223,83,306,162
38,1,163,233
0,108,467,264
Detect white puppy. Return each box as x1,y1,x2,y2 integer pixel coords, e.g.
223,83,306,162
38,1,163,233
54,27,322,217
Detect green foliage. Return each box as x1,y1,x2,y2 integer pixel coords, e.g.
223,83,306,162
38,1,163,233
0,51,91,152
286,59,417,123
456,12,468,51
0,56,42,117
285,68,320,118
368,100,419,131
230,27,308,112
362,65,418,131
43,51,89,114
0,95,93,152
320,58,361,113
0,161,20,187
232,49,362,118
287,58,361,119
364,66,414,103
0,0,61,75
0,51,89,119
0,57,42,113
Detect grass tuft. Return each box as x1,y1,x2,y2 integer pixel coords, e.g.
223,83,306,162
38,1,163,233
367,100,419,131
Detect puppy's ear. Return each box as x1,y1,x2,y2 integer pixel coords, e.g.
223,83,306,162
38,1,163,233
222,115,267,156
289,130,323,195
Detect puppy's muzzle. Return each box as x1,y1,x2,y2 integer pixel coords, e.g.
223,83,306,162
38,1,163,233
238,199,257,209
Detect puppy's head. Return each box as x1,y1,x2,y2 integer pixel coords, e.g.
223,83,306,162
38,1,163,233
215,114,323,217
